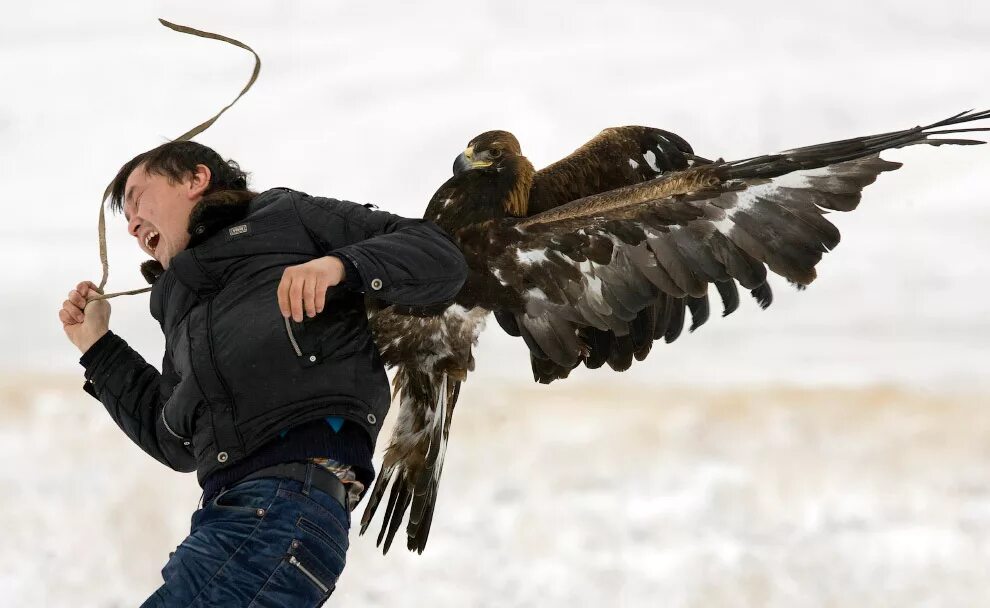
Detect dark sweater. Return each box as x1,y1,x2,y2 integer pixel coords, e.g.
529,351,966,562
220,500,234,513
199,416,374,506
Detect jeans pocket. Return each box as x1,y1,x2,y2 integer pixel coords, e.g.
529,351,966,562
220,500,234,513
211,478,276,515
296,515,348,562
248,539,342,607
287,539,338,595
277,486,350,537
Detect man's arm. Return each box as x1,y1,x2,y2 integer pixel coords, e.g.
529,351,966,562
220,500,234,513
80,330,197,473
293,195,468,306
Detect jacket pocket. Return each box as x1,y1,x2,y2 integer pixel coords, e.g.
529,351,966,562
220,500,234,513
160,404,190,443
160,396,194,444
282,302,369,368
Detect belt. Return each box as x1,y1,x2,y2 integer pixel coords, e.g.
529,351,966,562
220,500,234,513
238,461,347,510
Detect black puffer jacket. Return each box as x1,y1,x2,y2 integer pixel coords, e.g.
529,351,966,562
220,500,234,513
80,187,467,485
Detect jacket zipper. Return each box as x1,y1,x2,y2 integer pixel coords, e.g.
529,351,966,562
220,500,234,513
283,316,302,356
206,299,238,418
288,554,329,593
160,406,190,442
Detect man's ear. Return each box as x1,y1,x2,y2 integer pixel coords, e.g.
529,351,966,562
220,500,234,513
187,164,212,199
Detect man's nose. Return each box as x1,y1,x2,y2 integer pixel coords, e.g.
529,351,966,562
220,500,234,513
128,216,141,237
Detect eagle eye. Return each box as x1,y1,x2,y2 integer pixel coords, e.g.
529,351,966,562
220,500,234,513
490,148,502,158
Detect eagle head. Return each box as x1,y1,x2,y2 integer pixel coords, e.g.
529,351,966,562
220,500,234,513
453,130,522,175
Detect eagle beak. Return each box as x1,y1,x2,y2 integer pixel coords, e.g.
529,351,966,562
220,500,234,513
453,146,492,175
453,150,473,175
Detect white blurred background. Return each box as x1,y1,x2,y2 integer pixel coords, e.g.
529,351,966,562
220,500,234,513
2,1,989,606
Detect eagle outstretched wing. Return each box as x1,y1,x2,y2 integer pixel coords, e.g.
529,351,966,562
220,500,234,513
473,110,989,381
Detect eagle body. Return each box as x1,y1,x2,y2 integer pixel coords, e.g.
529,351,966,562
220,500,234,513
360,110,990,554
371,303,487,379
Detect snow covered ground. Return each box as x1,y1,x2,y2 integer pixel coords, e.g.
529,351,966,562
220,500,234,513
3,378,989,606
2,1,990,606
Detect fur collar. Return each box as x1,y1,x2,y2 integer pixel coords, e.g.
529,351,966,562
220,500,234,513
140,190,257,285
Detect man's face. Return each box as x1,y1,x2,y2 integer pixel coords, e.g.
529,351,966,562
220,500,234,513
123,163,210,269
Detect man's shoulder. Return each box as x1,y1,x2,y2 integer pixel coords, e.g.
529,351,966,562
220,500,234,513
246,187,330,221
250,187,347,211
249,188,383,223
249,187,304,212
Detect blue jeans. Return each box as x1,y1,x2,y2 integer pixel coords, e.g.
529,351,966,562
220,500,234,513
141,464,349,607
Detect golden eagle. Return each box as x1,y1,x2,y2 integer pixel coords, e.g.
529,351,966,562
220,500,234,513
359,110,990,554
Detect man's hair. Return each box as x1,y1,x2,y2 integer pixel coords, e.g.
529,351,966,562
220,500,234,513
107,140,251,214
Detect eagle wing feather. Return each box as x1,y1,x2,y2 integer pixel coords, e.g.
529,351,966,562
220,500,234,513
480,156,896,380
527,126,698,215
474,110,990,382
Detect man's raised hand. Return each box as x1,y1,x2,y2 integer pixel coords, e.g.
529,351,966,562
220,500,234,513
60,280,110,355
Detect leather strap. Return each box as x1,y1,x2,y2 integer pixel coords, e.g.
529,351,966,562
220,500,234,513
91,19,262,303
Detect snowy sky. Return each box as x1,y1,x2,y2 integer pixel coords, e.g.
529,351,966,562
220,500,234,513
3,0,989,390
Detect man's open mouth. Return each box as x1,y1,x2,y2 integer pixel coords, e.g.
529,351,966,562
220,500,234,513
144,231,160,253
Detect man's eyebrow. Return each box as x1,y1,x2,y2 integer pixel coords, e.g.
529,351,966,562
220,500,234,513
124,185,136,221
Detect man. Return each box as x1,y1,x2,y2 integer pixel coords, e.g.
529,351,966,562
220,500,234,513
59,140,468,606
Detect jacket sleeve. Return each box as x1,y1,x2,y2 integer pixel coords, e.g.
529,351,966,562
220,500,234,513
293,194,468,306
79,330,197,473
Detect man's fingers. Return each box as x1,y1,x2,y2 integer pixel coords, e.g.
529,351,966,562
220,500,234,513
303,277,317,318
77,281,98,297
69,289,90,309
64,300,83,323
63,299,84,322
76,281,103,302
59,308,78,326
315,277,328,314
289,275,304,322
277,273,291,318
279,264,335,321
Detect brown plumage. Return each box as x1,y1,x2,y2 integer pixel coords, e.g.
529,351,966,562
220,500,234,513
528,126,699,215
360,109,990,553
436,126,697,225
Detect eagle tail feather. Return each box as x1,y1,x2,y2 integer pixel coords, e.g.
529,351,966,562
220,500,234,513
359,367,461,555
359,463,395,536
376,471,409,552
407,376,460,553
